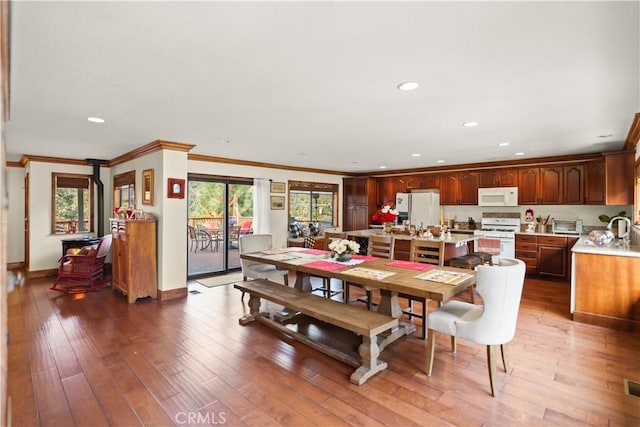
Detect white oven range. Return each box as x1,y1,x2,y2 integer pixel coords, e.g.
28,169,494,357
473,213,521,260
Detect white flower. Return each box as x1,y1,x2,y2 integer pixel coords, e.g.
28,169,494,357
328,239,360,256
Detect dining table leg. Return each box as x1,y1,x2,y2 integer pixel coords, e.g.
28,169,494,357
376,289,418,351
274,271,313,322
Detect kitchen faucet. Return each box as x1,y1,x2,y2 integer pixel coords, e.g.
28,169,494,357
606,216,631,243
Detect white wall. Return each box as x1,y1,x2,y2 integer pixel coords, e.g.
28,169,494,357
6,166,24,264
25,161,111,271
188,160,345,248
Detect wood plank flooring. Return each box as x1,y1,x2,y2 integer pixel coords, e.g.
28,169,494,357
7,274,640,426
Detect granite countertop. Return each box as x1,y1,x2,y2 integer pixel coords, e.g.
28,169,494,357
516,231,584,238
571,238,640,258
348,229,476,246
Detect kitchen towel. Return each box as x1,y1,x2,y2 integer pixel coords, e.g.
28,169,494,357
477,238,501,255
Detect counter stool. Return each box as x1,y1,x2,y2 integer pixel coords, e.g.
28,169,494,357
469,251,493,266
448,254,482,303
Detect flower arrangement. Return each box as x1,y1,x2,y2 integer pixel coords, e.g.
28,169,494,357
371,201,399,224
328,239,360,262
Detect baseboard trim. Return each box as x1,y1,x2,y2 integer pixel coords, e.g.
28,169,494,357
573,311,640,333
27,268,57,279
159,287,187,302
7,262,25,271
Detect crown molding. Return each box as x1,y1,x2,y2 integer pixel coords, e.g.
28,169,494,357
108,139,195,166
624,112,640,151
19,155,95,168
188,153,350,176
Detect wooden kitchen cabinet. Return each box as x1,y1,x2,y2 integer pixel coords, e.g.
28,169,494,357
563,165,584,204
343,177,376,231
537,235,567,277
603,151,634,205
585,160,605,204
440,171,479,205
518,166,562,204
110,219,158,303
583,152,633,205
479,168,518,187
518,167,539,205
515,234,538,274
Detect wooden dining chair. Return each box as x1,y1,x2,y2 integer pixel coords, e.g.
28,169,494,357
314,231,346,300
346,234,395,309
401,239,444,338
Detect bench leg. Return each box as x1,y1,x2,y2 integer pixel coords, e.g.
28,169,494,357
239,295,262,325
350,335,388,385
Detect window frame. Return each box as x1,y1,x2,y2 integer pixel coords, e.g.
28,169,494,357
113,170,136,211
51,172,94,235
288,180,339,227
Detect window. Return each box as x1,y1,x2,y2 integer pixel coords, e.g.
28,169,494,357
288,181,338,227
113,170,136,210
52,173,94,234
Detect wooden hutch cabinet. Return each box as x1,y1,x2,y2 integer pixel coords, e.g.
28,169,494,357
110,219,158,303
343,177,377,231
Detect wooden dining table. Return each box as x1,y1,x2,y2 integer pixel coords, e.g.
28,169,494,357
240,247,477,350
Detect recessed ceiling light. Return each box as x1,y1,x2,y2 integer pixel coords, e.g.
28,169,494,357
514,152,525,156
498,142,510,147
397,81,419,91
411,153,421,157
379,165,387,169
436,160,445,164
598,134,613,138
87,117,104,123
462,121,478,127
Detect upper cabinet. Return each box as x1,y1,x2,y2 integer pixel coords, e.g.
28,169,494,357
479,169,518,187
440,172,479,205
371,151,632,208
519,166,578,205
585,160,605,204
603,151,634,205
563,165,584,204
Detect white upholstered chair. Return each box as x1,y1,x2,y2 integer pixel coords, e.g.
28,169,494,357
239,234,289,299
425,258,526,396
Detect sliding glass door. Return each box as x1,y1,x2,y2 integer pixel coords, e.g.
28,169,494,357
187,176,253,278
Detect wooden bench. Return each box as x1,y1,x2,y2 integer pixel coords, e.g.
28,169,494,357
234,279,398,385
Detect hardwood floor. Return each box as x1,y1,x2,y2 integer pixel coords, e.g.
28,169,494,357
7,274,640,426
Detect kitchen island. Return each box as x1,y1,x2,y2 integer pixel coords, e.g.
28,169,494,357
571,238,640,332
345,229,477,262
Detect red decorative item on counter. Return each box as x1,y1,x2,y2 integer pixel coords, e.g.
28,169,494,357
371,201,399,224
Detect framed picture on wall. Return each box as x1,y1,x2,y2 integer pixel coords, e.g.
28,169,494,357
167,178,185,199
270,181,285,193
142,169,154,205
270,195,285,210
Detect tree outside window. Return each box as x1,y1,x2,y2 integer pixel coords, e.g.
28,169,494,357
52,173,93,234
288,181,338,227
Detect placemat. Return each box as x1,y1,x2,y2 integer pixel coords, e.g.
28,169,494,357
299,249,330,255
303,261,351,271
351,254,379,262
386,260,436,271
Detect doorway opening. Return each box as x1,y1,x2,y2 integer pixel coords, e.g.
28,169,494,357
187,176,254,279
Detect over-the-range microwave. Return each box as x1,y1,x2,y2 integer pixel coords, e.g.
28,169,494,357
478,187,518,207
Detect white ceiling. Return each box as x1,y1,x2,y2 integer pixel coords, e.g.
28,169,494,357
5,1,640,173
